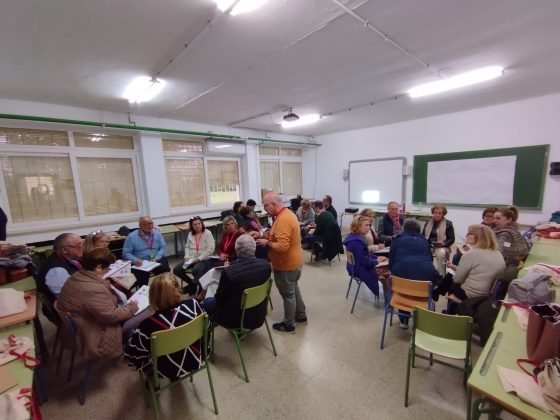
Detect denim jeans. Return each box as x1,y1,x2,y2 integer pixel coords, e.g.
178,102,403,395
273,266,306,327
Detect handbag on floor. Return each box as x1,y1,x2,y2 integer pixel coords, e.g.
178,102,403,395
526,303,560,364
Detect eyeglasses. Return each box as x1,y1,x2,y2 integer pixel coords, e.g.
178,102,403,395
91,229,103,236
66,244,83,249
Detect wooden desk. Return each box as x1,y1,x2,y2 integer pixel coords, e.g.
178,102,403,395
0,292,37,330
0,276,36,292
0,324,35,394
158,224,180,257
468,240,560,419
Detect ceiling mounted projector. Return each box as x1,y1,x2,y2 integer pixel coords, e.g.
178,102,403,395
283,109,300,122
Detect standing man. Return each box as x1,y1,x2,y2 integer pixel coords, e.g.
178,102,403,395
257,192,307,333
378,201,405,246
123,216,170,286
322,195,337,221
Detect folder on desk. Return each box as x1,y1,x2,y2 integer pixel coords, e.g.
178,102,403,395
0,366,19,393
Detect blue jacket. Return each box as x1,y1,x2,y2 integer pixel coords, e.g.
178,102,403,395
343,233,379,285
389,231,440,281
122,229,167,262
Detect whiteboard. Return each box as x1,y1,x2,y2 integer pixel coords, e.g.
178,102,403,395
348,158,406,205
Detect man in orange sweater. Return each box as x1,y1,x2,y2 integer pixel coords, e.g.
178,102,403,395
257,192,307,333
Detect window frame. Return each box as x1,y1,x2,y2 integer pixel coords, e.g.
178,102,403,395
0,128,143,230
258,146,303,198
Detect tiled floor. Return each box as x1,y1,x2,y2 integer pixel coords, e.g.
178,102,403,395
39,252,477,420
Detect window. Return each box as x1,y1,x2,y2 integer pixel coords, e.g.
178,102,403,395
163,138,241,209
0,127,141,226
208,160,240,204
259,145,303,197
1,155,78,222
165,158,206,207
77,157,138,216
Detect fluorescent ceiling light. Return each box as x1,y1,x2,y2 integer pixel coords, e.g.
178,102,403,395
123,76,165,104
214,0,267,16
408,66,504,98
282,114,321,128
214,144,232,149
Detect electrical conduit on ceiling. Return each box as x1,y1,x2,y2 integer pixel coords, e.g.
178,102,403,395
0,113,320,147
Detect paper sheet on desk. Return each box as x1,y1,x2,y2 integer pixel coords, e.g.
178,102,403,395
497,365,555,416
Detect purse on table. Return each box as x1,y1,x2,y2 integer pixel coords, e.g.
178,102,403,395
526,303,560,364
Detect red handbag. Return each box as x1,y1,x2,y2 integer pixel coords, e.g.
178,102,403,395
526,304,560,364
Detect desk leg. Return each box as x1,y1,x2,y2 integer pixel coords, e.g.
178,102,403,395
34,317,49,362
174,232,179,258
471,397,502,420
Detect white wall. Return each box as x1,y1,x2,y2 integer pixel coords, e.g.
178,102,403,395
305,93,560,238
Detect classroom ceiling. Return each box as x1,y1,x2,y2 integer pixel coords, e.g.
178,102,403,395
1,0,560,137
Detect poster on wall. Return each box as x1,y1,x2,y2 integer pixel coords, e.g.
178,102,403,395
427,156,516,204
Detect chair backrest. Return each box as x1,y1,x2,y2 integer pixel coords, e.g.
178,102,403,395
241,277,272,311
151,313,207,359
391,276,431,298
413,306,472,341
346,250,356,267
53,300,79,351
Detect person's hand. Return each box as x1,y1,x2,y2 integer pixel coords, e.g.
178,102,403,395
133,259,143,267
378,243,385,250
256,238,268,247
378,256,388,262
446,262,456,269
219,254,227,261
128,300,139,312
249,231,260,239
224,259,230,267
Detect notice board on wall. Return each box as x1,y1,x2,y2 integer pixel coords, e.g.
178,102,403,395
412,145,549,209
348,157,406,205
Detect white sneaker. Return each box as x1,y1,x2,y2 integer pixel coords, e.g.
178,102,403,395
399,321,408,330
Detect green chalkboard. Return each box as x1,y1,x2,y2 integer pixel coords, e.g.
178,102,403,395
412,145,549,209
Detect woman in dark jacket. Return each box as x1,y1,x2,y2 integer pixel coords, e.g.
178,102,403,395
343,216,386,298
390,218,440,328
124,273,204,380
421,204,455,276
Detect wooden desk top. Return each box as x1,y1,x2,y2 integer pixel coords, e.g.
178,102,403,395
0,292,37,330
0,324,34,393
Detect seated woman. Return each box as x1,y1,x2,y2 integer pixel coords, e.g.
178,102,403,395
442,224,505,305
358,208,385,253
232,201,244,225
239,205,261,231
421,204,455,276
57,248,138,359
343,216,386,300
296,199,315,237
217,216,241,262
482,207,498,228
124,273,205,380
84,230,136,296
493,205,529,280
173,217,215,294
389,218,440,328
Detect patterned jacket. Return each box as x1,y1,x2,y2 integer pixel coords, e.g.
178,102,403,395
124,299,204,380
494,222,529,267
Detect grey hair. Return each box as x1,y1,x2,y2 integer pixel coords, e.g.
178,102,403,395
235,234,256,258
403,218,421,234
223,215,237,225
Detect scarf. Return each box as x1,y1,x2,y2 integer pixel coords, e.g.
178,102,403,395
390,215,401,231
423,218,447,243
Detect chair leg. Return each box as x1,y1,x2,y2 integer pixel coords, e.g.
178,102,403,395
380,309,389,349
79,360,92,405
345,277,353,299
147,380,160,420
52,328,60,356
467,387,472,420
56,348,64,375
205,360,219,415
269,296,273,311
34,363,48,403
429,352,433,366
68,350,76,382
351,282,362,314
231,331,249,382
264,319,277,356
34,317,49,362
404,346,413,407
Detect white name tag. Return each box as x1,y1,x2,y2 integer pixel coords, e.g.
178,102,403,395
504,241,511,248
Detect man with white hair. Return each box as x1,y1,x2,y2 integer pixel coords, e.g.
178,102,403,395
257,192,307,333
205,234,272,329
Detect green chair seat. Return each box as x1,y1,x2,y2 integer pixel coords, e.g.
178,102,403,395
414,330,468,360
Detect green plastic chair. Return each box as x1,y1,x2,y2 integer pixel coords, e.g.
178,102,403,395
217,277,277,382
141,313,218,419
405,306,473,419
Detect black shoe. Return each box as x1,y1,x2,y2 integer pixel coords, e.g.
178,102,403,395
295,316,308,325
273,322,295,333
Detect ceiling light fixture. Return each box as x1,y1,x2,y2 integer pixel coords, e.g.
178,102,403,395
123,76,165,104
214,0,268,16
283,108,299,122
408,66,504,98
282,114,321,128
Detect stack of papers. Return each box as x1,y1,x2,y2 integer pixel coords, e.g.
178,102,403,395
127,285,150,315
132,260,161,272
103,260,131,279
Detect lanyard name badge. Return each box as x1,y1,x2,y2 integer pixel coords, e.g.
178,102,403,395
141,231,155,259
